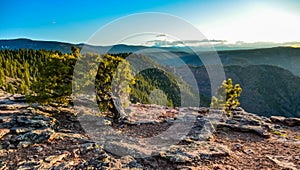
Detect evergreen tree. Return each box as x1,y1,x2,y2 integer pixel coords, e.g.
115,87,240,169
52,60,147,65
211,78,242,115
95,54,135,122
29,53,76,104
18,80,28,94
0,69,5,86
71,46,80,58
6,84,15,94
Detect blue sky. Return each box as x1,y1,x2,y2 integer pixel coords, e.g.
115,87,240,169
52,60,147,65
1,0,300,44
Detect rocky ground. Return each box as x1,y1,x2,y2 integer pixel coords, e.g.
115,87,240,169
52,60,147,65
0,91,299,170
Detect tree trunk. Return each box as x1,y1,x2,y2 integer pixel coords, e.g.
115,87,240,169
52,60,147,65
109,96,127,123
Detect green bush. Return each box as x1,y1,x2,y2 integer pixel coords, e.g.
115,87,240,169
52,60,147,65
211,78,242,115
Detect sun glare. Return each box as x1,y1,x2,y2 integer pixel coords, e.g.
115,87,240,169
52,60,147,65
201,5,300,43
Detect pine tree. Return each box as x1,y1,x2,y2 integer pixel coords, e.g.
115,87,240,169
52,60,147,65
30,53,76,104
6,84,15,94
23,61,31,86
95,54,135,122
211,78,242,115
18,80,28,94
0,69,5,86
71,46,80,58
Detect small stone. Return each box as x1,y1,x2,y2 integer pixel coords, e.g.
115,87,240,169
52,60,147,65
8,144,15,149
226,119,236,124
0,129,10,139
170,154,191,163
10,127,31,134
232,143,243,150
121,155,135,164
274,125,281,129
17,141,31,149
33,146,43,152
0,116,11,123
3,141,10,148
19,160,40,169
98,153,109,160
82,143,95,152
8,161,14,166
243,149,254,155
44,152,70,164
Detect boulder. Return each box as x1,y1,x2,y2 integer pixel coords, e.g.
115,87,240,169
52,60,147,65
270,116,300,127
15,128,55,143
160,141,230,163
284,118,300,127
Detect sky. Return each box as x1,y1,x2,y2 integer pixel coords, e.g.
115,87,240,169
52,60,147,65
1,0,300,45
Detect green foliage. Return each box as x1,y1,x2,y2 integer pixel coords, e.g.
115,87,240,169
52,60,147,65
131,68,181,107
147,89,172,106
0,49,47,94
29,53,76,104
18,80,29,94
0,48,199,120
270,129,287,137
71,46,80,58
95,54,135,112
211,78,242,115
0,69,5,86
6,83,15,94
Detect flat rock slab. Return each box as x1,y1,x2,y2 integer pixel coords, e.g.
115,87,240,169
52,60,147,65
217,123,270,138
270,116,300,127
266,155,298,170
15,128,55,143
160,141,230,163
0,103,29,110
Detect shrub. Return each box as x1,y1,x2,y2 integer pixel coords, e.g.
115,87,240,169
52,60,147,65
211,78,242,115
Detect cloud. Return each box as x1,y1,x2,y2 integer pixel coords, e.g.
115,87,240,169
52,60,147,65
156,34,166,37
145,38,300,50
145,39,227,47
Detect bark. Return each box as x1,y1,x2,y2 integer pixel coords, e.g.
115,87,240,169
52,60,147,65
109,96,127,123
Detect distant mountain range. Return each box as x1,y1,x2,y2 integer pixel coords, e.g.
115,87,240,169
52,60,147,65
1,38,300,75
0,38,149,54
1,38,300,117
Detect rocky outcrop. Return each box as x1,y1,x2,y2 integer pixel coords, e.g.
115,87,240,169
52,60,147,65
0,92,299,169
215,109,273,138
270,116,300,127
159,141,230,164
0,95,57,149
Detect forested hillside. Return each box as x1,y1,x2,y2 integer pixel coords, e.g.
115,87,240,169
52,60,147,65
187,65,300,117
1,45,299,117
0,48,205,114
